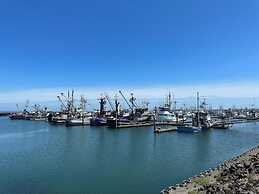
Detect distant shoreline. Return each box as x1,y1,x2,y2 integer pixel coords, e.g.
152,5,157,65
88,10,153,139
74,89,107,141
0,112,11,116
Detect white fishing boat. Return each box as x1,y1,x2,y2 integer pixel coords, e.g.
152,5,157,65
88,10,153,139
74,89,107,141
48,112,68,124
66,116,92,126
156,107,177,122
137,111,153,122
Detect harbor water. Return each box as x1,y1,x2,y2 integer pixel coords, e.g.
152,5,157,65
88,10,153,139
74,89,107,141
0,116,258,194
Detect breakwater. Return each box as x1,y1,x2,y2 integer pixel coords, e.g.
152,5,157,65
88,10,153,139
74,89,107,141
163,146,259,194
0,112,10,116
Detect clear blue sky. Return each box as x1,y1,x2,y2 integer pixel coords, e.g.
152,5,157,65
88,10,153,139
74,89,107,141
1,0,259,92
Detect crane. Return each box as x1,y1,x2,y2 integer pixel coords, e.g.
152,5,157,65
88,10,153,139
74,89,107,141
119,91,140,117
104,93,115,112
80,94,87,110
119,90,133,110
57,95,68,110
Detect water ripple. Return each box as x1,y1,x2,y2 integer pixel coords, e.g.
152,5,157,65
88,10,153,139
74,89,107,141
0,128,49,138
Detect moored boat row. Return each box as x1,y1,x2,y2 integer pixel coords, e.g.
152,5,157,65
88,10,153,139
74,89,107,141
6,90,258,132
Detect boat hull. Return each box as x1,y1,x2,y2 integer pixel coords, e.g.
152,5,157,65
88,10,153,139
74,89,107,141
106,118,130,128
66,118,90,126
66,120,83,126
90,118,107,126
211,123,231,129
47,113,67,125
49,120,66,125
177,126,200,133
28,116,46,121
9,114,26,120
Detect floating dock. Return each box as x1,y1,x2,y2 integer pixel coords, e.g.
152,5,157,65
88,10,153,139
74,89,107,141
115,122,154,128
154,127,177,133
113,122,185,129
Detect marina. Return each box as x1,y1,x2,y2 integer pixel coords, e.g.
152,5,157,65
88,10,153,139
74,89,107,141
1,0,259,193
1,91,259,194
4,91,259,132
1,90,259,194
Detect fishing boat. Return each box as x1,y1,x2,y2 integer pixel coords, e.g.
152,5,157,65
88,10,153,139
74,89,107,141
9,101,30,120
26,104,48,121
137,111,153,122
211,122,232,129
66,116,92,126
28,115,47,121
48,90,78,125
106,117,131,128
106,95,132,128
177,92,203,133
48,112,68,124
156,107,177,122
246,110,257,121
90,94,108,126
66,110,92,126
9,113,27,120
90,117,107,126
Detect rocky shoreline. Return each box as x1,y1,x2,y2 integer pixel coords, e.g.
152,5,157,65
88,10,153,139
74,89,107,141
162,146,259,194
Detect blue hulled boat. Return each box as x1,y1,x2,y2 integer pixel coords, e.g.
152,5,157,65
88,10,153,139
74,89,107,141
177,126,201,133
90,117,107,126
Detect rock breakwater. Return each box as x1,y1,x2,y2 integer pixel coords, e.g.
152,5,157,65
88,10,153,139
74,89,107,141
162,146,259,194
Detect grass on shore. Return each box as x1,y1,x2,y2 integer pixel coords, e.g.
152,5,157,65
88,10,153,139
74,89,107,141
188,191,198,194
192,177,209,185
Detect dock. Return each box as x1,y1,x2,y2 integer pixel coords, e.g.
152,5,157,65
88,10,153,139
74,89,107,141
115,122,154,128
113,121,185,129
154,127,177,133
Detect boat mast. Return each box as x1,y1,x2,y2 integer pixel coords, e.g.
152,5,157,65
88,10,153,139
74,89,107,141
129,92,136,117
115,94,119,127
197,92,200,128
168,92,172,110
71,90,74,114
98,94,106,117
114,94,119,115
67,90,70,115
